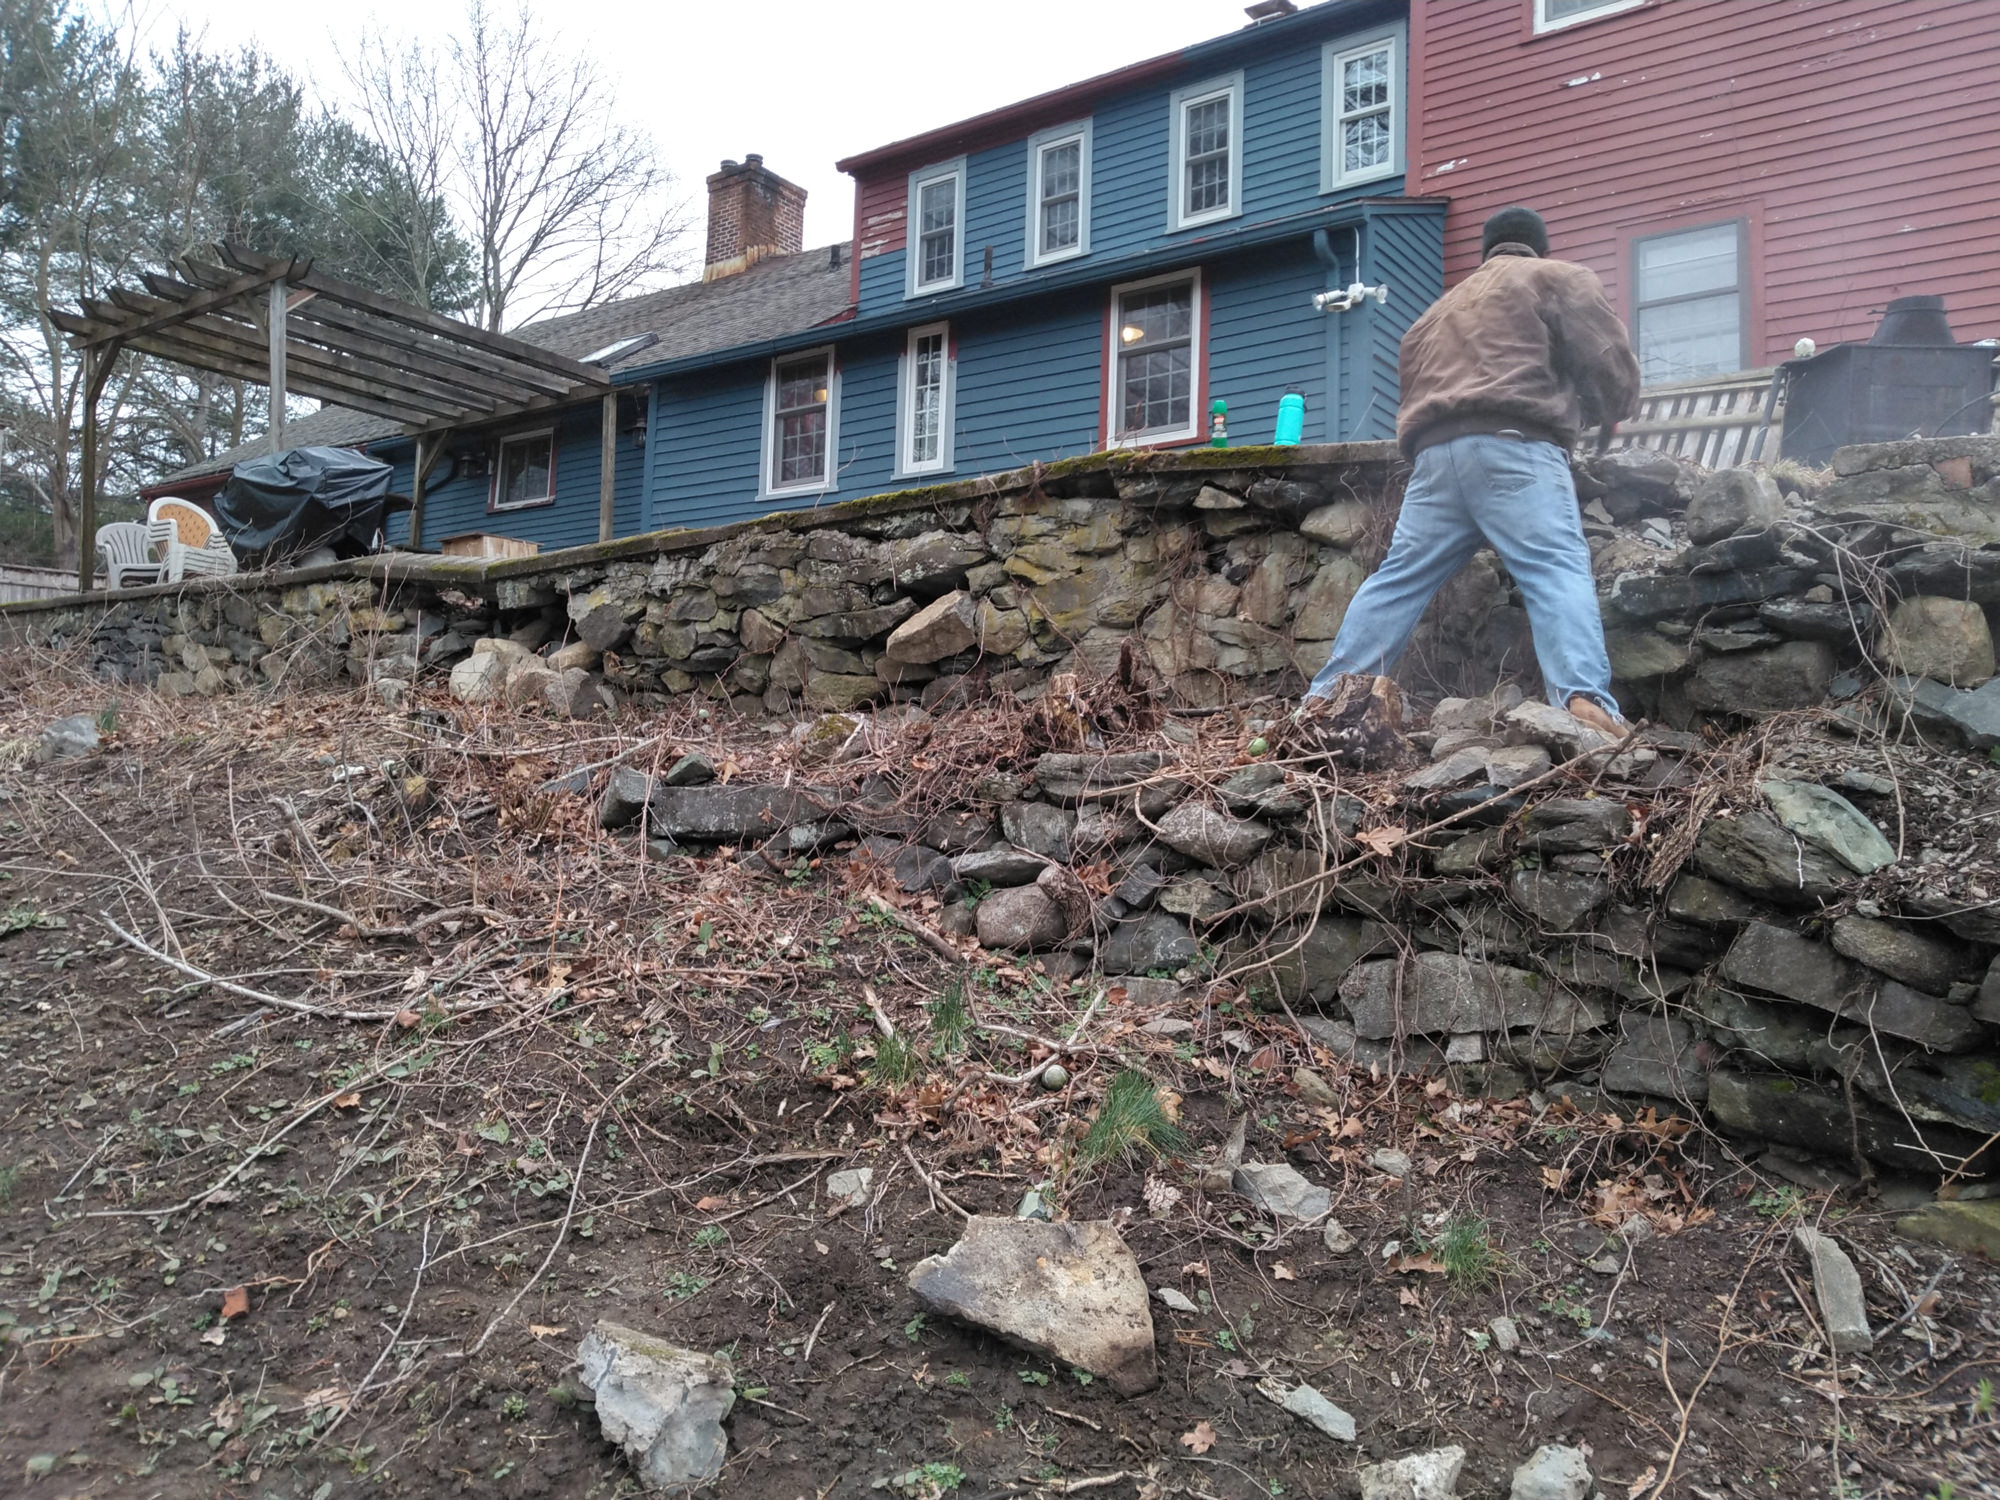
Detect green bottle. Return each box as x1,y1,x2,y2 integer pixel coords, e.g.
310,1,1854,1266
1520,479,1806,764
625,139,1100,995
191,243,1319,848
1209,397,1228,448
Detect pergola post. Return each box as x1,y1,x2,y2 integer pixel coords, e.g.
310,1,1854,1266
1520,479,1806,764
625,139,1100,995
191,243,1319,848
267,280,288,452
409,436,428,553
77,341,120,593
599,391,618,543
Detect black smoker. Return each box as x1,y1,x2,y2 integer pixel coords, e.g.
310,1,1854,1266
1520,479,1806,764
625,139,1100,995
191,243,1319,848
1778,296,1997,465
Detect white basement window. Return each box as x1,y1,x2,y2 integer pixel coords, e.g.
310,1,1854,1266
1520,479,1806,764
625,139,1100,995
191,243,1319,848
766,349,837,494
1534,0,1645,34
900,323,953,476
1168,73,1242,232
1633,221,1746,384
1026,122,1091,268
1107,271,1202,446
491,429,555,510
1325,32,1400,189
906,160,965,296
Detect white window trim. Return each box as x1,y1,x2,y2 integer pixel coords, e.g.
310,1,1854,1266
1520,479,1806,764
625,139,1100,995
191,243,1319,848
1166,72,1244,233
1322,26,1404,192
904,158,966,298
762,346,840,499
1024,120,1092,269
896,322,955,478
1104,268,1204,450
490,428,556,511
1533,0,1644,35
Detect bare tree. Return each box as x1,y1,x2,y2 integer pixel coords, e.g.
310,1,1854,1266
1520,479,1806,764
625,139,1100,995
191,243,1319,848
345,1,691,332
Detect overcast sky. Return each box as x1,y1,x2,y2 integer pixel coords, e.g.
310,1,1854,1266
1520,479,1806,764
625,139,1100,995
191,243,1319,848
124,0,1260,258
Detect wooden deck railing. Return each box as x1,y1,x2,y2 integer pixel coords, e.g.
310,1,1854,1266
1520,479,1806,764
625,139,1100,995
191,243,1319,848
1594,367,1784,469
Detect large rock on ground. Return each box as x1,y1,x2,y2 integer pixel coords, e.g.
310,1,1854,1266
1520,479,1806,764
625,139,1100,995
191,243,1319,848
1896,1200,2000,1261
885,590,979,663
1687,640,1836,715
37,714,100,760
1232,1162,1330,1220
906,1217,1158,1395
576,1321,734,1489
1793,1227,1874,1356
448,651,508,704
975,884,1068,951
1360,1446,1467,1500
1692,811,1850,902
1000,801,1075,861
1099,911,1199,974
598,766,655,830
1338,952,1607,1040
1879,596,1995,686
649,785,838,842
1685,468,1784,545
1760,779,1896,874
1829,915,1971,994
1155,802,1272,868
1509,1444,1594,1500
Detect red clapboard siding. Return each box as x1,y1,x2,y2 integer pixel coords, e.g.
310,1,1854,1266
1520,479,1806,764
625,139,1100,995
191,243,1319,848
1412,0,2000,360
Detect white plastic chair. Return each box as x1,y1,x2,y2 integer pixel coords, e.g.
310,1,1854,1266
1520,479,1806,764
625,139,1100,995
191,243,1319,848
95,521,162,589
147,497,237,582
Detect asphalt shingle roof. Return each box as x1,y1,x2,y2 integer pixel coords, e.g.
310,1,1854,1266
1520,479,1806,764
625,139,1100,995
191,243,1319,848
156,244,854,486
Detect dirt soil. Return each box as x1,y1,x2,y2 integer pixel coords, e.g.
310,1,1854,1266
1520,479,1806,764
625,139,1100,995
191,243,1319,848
0,662,1994,1500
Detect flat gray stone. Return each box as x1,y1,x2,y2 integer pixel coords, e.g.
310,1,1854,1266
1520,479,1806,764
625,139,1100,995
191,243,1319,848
649,784,837,842
662,753,716,787
576,1321,735,1490
1360,1444,1466,1500
1686,467,1784,545
38,714,99,760
1265,1381,1356,1443
906,1217,1158,1395
1687,640,1836,716
1231,1161,1330,1221
1000,801,1074,861
1338,952,1607,1040
975,884,1068,952
1509,1443,1593,1500
1489,1316,1521,1353
1506,869,1610,931
1830,915,1969,994
1323,1220,1358,1253
1793,1227,1874,1355
1721,923,1985,1050
1155,802,1272,868
1693,811,1851,902
1154,1286,1199,1314
951,844,1048,886
1761,779,1896,874
598,766,654,830
1098,911,1197,975
1601,1012,1706,1101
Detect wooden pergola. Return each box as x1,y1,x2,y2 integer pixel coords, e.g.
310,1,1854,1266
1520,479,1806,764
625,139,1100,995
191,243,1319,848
49,243,615,591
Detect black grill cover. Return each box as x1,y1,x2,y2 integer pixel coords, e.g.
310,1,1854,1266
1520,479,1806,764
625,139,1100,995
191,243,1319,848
213,446,394,561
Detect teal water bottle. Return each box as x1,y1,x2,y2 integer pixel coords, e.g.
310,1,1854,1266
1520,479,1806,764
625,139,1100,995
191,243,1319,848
1274,392,1305,446
1209,398,1228,447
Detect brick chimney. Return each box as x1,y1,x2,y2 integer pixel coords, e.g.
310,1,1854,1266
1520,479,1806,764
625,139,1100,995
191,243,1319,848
704,154,807,281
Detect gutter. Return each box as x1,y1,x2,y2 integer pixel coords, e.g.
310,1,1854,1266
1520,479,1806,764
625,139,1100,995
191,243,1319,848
620,197,1444,385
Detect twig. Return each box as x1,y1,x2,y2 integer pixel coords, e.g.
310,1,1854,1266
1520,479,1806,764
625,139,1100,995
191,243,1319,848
530,734,666,792
867,895,964,964
102,912,503,1026
314,1219,432,1448
256,890,504,939
1874,1260,1952,1341
801,1301,837,1365
462,1056,671,1358
865,984,896,1039
901,1142,972,1219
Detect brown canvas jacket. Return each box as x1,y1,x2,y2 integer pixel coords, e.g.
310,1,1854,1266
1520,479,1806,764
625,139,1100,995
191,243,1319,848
1394,246,1641,459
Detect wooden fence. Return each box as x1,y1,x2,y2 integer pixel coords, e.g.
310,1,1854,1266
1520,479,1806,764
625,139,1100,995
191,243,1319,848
0,565,82,603
1597,367,1784,469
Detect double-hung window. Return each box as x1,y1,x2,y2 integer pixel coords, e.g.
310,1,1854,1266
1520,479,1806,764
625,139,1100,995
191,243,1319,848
1632,221,1746,384
1534,0,1645,34
765,349,836,495
1026,122,1091,268
491,430,555,510
906,160,965,296
1167,74,1242,232
1108,272,1202,446
900,322,953,476
1324,31,1400,189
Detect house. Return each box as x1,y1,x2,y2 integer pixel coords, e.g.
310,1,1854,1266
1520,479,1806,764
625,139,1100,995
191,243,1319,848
149,0,1439,547
145,0,1999,551
1409,0,2000,384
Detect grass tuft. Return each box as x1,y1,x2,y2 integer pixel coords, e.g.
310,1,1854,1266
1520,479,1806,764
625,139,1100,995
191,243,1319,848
1079,1069,1185,1167
927,981,971,1056
872,1029,919,1086
1434,1214,1500,1293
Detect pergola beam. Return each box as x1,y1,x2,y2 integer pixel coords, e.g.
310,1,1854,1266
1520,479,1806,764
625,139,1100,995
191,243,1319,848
76,260,299,348
119,334,439,425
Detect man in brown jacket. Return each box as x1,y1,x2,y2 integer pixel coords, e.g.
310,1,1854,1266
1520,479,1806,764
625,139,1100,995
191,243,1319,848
1304,206,1641,734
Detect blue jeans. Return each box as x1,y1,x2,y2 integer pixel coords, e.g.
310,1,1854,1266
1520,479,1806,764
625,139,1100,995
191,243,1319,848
1304,433,1615,712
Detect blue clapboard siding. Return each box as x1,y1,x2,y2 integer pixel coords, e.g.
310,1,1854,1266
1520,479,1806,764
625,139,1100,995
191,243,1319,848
645,363,768,534
1350,201,1446,442
952,289,1108,472
380,405,645,550
853,0,1404,320
1207,243,1331,446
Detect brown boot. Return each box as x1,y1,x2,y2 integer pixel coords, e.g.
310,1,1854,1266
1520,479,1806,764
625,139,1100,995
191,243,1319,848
1566,695,1625,737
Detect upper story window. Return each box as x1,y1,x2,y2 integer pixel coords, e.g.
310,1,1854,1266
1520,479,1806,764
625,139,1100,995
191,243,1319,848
900,322,953,476
492,430,555,510
1167,73,1243,232
906,160,965,297
1324,32,1400,189
1108,271,1203,446
1534,0,1644,34
766,349,837,494
1026,122,1092,268
1633,220,1746,384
